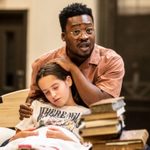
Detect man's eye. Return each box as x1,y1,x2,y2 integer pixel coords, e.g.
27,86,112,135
86,28,93,34
72,30,80,36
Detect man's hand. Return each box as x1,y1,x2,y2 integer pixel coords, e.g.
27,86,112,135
19,103,33,120
52,56,74,72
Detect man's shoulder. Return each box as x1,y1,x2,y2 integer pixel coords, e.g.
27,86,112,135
96,45,119,55
96,44,121,58
32,46,65,67
35,46,65,62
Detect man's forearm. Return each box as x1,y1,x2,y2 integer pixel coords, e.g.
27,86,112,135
25,96,33,104
70,65,112,106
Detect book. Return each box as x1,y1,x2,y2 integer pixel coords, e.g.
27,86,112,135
81,116,124,128
83,133,121,143
119,129,149,146
92,142,144,150
89,96,125,113
92,129,149,150
81,106,125,121
80,123,122,137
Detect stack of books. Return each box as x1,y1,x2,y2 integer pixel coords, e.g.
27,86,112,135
80,97,149,149
80,97,126,140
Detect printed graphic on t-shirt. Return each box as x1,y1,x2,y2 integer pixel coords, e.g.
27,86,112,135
36,107,82,133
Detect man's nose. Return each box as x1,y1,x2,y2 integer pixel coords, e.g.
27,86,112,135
80,31,88,39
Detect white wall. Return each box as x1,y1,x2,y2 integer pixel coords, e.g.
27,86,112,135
0,0,98,87
118,0,150,14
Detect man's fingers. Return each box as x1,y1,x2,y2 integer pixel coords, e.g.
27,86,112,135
19,113,31,120
19,107,32,114
19,104,33,120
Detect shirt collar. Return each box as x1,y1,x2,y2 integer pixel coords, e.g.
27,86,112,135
62,44,101,65
89,44,101,65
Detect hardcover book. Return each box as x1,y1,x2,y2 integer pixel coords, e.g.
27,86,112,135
89,96,125,113
81,115,124,128
81,106,125,121
83,133,121,143
80,123,122,137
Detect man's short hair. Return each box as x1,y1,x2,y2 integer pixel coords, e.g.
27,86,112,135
59,3,94,32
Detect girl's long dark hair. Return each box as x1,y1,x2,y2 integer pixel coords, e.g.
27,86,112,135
35,62,76,103
36,62,71,83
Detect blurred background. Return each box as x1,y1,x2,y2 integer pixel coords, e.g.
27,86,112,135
0,0,150,144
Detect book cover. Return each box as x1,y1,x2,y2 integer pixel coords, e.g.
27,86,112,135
81,116,124,128
83,133,121,143
81,106,125,121
90,96,125,113
120,129,149,146
80,123,122,137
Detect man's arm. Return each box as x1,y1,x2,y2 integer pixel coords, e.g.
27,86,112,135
70,65,112,105
53,57,112,106
19,91,44,120
19,57,46,120
53,55,124,106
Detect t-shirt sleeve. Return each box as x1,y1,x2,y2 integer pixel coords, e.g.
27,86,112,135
96,54,125,97
15,118,34,131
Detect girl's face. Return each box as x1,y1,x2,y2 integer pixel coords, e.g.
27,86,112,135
38,75,76,107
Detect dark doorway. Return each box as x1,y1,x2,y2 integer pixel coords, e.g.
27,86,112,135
116,15,150,99
0,10,27,95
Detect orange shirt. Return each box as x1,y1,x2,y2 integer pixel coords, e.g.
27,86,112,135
29,44,125,104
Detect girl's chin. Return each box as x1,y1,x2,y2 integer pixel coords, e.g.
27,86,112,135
53,103,64,108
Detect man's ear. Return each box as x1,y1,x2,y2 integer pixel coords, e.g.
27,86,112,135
61,32,66,41
66,76,72,87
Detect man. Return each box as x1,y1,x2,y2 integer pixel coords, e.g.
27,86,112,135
19,2,125,119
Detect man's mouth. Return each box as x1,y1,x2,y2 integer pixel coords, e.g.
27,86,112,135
79,42,90,47
79,42,90,51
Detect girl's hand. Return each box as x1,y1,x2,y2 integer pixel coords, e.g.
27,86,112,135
10,128,38,141
46,126,74,141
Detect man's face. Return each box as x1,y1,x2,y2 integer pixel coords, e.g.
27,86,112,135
62,15,95,61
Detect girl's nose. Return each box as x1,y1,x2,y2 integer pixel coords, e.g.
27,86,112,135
51,90,56,98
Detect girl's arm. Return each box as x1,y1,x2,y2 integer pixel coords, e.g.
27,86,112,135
9,128,38,142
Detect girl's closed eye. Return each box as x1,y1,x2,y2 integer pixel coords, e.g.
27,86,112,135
51,84,59,90
44,90,50,96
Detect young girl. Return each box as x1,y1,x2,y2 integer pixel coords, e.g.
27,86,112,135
3,62,91,149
